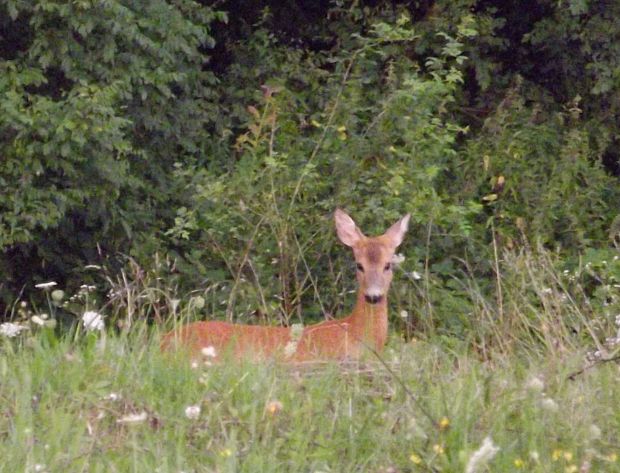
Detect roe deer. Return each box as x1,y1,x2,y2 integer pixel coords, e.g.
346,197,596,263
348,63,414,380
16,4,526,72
160,209,410,361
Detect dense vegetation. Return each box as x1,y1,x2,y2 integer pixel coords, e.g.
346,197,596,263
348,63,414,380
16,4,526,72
1,0,619,335
2,2,620,471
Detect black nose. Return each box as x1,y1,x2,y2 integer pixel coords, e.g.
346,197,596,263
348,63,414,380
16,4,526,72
365,294,383,304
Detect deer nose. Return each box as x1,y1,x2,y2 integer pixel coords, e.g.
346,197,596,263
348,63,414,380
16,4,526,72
365,294,383,304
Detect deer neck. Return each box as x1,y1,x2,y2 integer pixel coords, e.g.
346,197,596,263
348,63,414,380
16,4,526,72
349,288,388,352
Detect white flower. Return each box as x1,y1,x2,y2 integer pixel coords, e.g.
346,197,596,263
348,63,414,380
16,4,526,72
284,340,298,358
35,281,57,289
31,315,46,326
399,310,409,319
82,311,105,332
184,405,201,420
0,322,28,338
465,437,500,473
290,323,304,339
411,271,422,280
539,397,559,412
104,392,121,401
116,412,148,424
524,376,545,392
392,253,406,264
589,424,601,440
201,346,217,358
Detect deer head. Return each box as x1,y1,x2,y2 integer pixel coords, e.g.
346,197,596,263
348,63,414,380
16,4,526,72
335,209,410,305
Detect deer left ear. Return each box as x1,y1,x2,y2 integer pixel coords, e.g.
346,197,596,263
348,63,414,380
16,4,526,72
384,214,410,248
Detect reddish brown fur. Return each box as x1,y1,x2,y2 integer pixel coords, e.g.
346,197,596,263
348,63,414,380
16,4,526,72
160,210,409,362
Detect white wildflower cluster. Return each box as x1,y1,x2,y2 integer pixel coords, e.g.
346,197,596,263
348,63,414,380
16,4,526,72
587,313,620,361
465,437,500,473
523,375,560,412
184,405,201,420
82,311,105,332
284,323,304,358
0,322,28,338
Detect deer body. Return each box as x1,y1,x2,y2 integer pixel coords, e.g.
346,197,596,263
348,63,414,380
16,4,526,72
160,210,409,361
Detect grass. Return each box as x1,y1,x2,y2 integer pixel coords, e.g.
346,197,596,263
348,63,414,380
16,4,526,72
1,327,619,473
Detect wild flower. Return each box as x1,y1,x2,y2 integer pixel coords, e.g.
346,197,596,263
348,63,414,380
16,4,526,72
0,322,28,338
82,311,105,332
219,448,232,457
266,400,283,415
514,458,524,468
35,281,57,289
283,340,298,358
31,315,46,326
184,405,201,420
589,424,601,440
410,271,422,280
392,253,406,264
432,444,444,455
399,310,408,319
465,437,500,473
439,417,450,430
201,346,217,358
104,392,121,401
51,289,65,302
540,397,559,412
525,376,545,392
409,453,422,464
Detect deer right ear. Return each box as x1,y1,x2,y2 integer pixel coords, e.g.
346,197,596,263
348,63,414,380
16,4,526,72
335,209,365,247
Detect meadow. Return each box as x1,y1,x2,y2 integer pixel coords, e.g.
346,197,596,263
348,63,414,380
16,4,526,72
2,249,619,473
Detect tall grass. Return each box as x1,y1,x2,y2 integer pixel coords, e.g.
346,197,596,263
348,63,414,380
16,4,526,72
1,246,619,472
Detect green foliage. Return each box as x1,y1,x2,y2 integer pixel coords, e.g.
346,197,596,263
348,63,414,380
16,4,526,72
0,0,225,296
165,16,480,325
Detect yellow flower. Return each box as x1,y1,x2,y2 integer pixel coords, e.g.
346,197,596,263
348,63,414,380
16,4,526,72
605,453,618,462
311,119,321,128
563,451,573,462
439,417,450,430
389,145,396,152
552,449,563,461
409,453,422,464
433,444,444,455
220,448,232,458
514,458,524,468
337,125,347,133
565,465,578,473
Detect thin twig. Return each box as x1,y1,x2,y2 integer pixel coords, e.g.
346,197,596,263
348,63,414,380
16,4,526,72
567,355,620,381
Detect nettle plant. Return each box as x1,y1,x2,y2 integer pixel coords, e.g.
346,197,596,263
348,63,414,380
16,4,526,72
165,16,481,328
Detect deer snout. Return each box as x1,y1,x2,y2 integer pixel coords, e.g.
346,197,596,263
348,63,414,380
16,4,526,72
364,294,383,304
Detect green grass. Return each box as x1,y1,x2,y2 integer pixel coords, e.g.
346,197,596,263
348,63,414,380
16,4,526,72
1,329,619,473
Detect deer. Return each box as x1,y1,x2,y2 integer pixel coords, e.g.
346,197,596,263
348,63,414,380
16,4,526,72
160,209,410,362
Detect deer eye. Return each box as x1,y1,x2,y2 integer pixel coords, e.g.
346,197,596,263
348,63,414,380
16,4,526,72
356,263,364,272
384,263,392,271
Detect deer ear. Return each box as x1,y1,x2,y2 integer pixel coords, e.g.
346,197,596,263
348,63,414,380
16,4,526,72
384,213,410,248
335,209,365,247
